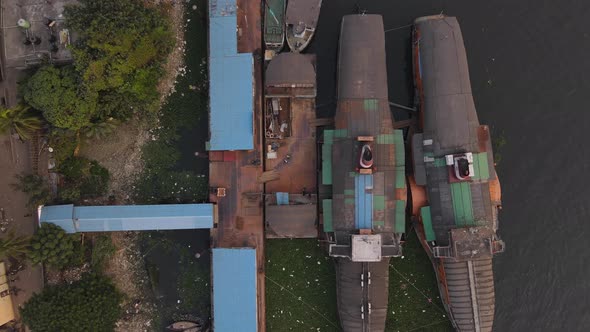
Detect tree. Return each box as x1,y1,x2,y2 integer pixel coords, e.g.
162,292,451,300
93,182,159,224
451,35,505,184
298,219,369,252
82,118,119,140
29,223,76,269
0,104,43,140
21,66,97,130
20,273,123,332
59,157,110,199
64,0,173,116
0,231,30,260
11,173,52,207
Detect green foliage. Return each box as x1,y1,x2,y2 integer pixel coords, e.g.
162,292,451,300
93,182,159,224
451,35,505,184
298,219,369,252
82,118,120,140
0,103,43,140
21,66,97,130
48,129,79,165
20,273,123,332
91,234,115,271
141,140,181,173
59,157,110,200
11,173,52,207
29,223,76,269
386,231,453,331
266,239,340,331
0,231,30,260
492,128,507,165
64,0,173,117
134,170,207,204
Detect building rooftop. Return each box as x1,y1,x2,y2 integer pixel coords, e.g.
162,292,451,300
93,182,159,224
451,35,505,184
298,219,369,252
39,204,214,233
207,0,254,151
212,248,257,332
1,0,76,69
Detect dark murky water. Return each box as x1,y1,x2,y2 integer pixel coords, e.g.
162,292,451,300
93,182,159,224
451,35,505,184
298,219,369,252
311,1,590,330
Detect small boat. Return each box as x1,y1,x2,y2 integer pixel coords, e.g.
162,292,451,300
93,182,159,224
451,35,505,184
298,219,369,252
285,0,322,52
264,0,286,59
166,321,202,332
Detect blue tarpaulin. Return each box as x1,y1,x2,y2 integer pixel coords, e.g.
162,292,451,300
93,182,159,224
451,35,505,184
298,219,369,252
207,0,254,151
213,248,257,332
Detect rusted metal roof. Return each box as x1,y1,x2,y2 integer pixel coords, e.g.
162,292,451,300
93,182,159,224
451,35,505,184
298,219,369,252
265,53,316,87
337,15,388,100
285,0,321,26
412,15,503,332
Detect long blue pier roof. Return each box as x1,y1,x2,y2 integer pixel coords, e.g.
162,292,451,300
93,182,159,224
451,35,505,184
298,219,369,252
212,248,257,332
207,0,254,151
39,204,214,233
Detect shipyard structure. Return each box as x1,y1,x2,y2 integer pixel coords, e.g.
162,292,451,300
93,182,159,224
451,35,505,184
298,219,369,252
321,15,406,332
409,15,505,332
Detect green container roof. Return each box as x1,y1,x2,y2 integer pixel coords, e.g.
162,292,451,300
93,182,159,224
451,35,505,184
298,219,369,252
450,182,475,226
420,206,436,241
322,199,333,232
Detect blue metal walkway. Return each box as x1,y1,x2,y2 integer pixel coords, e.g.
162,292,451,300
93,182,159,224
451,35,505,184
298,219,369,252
39,204,215,233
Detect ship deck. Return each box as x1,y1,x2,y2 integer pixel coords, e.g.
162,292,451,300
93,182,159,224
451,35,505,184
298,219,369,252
264,97,318,238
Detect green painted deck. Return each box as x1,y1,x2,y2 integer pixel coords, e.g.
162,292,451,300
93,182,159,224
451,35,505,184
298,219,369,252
420,206,436,241
450,182,475,226
264,0,285,45
473,152,490,180
395,200,406,233
322,130,333,185
363,99,378,111
322,199,333,232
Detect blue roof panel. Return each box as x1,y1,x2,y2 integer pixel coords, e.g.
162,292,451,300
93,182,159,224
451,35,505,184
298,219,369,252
209,0,237,17
40,204,214,233
355,174,373,229
213,248,257,332
39,204,75,233
208,0,254,151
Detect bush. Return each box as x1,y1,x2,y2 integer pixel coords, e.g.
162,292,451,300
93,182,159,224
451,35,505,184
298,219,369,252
59,157,110,199
20,273,123,332
29,223,76,269
11,173,52,207
91,235,115,271
48,129,79,165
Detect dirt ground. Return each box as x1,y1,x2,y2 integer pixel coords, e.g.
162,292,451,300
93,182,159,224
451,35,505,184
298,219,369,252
0,134,44,323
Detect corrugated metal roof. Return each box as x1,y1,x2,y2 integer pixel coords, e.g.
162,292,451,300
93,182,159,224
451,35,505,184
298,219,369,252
354,174,373,229
38,204,75,233
265,53,316,87
40,204,214,233
208,0,254,151
212,248,257,332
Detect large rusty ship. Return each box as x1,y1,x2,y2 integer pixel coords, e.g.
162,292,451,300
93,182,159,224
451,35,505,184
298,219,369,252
321,14,406,332
409,15,505,332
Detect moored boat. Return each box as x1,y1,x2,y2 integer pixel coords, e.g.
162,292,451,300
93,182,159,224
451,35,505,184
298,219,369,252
322,14,406,332
166,320,203,332
264,0,286,59
285,0,322,52
409,15,505,332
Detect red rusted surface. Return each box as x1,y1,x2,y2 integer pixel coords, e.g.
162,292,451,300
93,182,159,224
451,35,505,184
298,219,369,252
237,0,261,53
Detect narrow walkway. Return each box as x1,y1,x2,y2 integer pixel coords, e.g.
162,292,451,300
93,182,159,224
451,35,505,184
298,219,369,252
0,134,44,319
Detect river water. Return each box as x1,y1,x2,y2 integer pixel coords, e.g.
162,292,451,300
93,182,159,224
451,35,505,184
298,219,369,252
311,1,590,330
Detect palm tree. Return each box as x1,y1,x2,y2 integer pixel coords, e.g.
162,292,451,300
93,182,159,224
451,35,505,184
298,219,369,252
0,231,31,260
81,118,120,140
0,104,43,140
